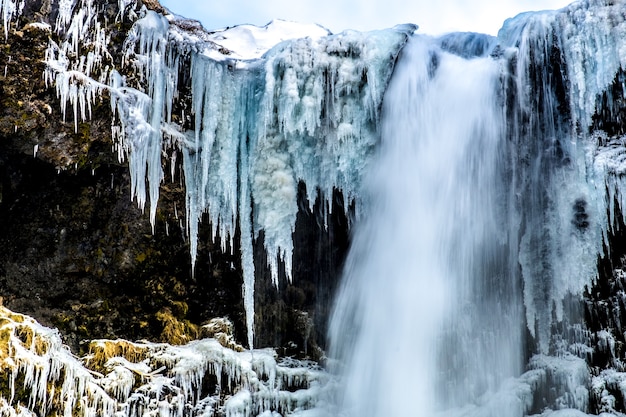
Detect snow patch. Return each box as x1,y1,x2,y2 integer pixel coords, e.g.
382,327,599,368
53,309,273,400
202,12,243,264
206,19,331,60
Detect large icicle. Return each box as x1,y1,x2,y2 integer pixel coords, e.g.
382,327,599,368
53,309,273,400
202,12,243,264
117,10,176,229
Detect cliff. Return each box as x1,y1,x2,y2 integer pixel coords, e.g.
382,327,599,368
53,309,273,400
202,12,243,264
0,0,394,359
3,0,626,416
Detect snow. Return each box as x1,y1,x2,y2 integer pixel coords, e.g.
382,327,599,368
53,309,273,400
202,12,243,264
205,20,331,60
0,306,334,417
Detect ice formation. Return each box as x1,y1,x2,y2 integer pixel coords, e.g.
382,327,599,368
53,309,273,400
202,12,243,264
326,0,626,416
3,0,414,349
496,0,626,353
3,0,626,415
0,306,335,417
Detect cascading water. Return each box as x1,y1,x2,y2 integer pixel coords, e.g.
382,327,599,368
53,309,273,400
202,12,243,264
329,35,524,415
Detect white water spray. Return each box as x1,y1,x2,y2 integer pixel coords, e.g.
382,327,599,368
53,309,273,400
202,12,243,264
329,35,523,415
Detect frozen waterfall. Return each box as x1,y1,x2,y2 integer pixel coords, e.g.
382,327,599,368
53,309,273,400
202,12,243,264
328,34,523,415
3,0,626,415
329,1,626,415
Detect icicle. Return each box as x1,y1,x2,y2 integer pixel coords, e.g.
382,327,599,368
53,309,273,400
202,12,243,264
29,0,413,348
0,0,23,39
496,1,626,352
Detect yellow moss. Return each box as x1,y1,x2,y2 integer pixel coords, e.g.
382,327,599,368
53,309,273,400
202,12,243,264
0,327,13,366
172,281,186,297
0,307,26,324
86,339,150,373
156,307,199,346
0,307,50,363
170,300,188,317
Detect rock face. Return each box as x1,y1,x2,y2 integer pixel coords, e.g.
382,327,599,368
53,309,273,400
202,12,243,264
0,0,360,359
0,2,248,350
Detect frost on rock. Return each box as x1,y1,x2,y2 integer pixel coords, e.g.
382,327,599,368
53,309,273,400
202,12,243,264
0,306,335,417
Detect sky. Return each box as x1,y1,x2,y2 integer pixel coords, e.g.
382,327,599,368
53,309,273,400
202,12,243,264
158,0,575,36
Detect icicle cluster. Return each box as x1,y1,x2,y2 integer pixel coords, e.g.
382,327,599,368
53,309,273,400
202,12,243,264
255,27,412,283
111,10,178,232
495,0,626,352
0,0,23,39
44,0,115,131
0,0,413,349
0,307,336,417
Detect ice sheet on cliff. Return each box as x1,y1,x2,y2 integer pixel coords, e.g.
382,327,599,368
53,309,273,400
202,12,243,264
30,0,415,349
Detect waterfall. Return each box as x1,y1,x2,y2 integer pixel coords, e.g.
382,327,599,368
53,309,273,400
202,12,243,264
329,35,524,415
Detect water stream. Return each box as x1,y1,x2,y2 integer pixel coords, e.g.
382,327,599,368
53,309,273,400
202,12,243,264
329,35,524,415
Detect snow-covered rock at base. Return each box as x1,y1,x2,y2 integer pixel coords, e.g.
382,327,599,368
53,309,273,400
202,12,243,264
0,306,335,417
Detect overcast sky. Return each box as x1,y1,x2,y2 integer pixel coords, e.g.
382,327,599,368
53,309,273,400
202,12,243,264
158,0,574,36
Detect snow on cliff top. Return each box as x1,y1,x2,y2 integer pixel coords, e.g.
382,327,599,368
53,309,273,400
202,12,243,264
167,14,332,60
207,19,332,59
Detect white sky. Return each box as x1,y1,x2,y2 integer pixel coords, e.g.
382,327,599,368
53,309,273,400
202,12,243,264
158,0,574,36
